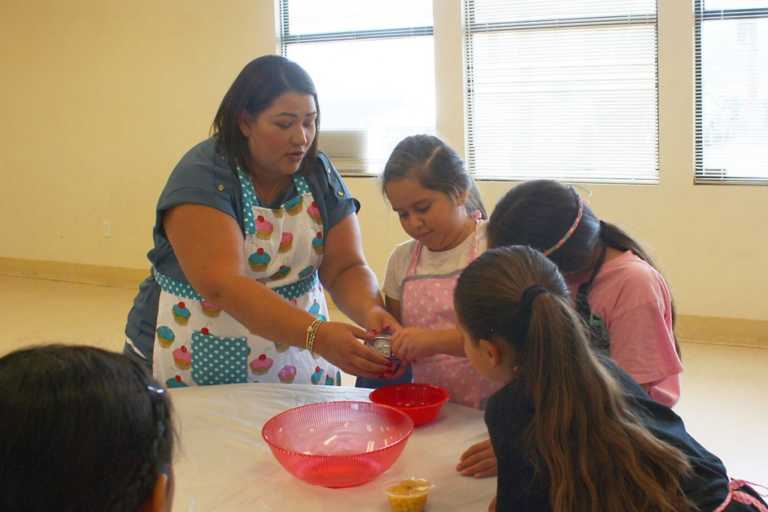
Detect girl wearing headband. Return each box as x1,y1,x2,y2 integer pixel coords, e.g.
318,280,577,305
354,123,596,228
486,180,682,407
454,246,767,512
457,179,682,479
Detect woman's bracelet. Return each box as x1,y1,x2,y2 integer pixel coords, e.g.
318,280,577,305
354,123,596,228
305,318,323,354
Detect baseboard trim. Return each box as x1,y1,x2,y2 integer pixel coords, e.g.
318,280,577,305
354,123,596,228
0,257,147,289
2,258,766,348
677,314,768,349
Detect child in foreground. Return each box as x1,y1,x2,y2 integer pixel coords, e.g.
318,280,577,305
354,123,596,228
454,246,767,511
0,345,176,512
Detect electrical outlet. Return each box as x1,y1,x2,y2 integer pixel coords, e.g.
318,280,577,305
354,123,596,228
103,220,112,239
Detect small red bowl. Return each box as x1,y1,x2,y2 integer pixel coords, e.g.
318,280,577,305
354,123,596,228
369,384,449,427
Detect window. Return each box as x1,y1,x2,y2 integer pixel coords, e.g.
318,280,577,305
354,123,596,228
279,0,435,173
464,0,659,182
695,0,768,184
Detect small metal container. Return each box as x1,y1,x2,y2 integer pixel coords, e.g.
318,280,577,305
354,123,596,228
371,335,393,358
369,335,401,373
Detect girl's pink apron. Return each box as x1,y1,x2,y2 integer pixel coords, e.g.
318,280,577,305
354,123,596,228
714,480,768,511
401,222,500,409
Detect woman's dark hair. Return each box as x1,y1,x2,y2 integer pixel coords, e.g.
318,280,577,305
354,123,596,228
487,179,679,354
0,345,175,512
211,55,320,174
454,247,694,512
382,134,486,219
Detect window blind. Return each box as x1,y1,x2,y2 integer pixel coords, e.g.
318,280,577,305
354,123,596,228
464,0,659,183
280,0,435,174
695,0,768,184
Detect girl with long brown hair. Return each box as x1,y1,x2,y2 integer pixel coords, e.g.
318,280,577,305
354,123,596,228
454,246,767,511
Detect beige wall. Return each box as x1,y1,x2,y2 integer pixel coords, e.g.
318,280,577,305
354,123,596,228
1,0,766,321
0,0,278,266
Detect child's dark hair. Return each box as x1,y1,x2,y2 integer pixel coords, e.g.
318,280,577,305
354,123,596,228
487,179,680,354
0,345,175,512
382,134,486,219
212,54,320,174
454,246,694,512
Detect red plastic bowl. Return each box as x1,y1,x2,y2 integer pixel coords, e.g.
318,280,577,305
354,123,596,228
261,401,414,488
369,384,449,427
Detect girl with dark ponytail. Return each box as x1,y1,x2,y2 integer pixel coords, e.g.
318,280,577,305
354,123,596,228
454,246,767,512
487,180,682,407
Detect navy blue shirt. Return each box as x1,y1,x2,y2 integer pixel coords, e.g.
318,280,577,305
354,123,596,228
124,138,359,363
486,357,736,511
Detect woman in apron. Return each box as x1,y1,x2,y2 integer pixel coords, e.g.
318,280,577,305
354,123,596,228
124,56,394,387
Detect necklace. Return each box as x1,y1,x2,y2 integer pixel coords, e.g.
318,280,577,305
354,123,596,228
251,175,289,206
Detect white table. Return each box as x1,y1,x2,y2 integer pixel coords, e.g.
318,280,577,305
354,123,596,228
169,384,496,511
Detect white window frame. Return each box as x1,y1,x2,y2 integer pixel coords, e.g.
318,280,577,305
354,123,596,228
278,0,434,175
694,0,768,185
462,1,660,183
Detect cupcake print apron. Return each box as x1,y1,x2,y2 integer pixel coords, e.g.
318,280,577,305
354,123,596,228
401,221,501,409
152,169,340,389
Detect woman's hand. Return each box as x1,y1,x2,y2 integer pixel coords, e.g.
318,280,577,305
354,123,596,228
390,328,439,362
456,438,498,478
364,304,401,334
313,321,391,379
488,495,497,512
